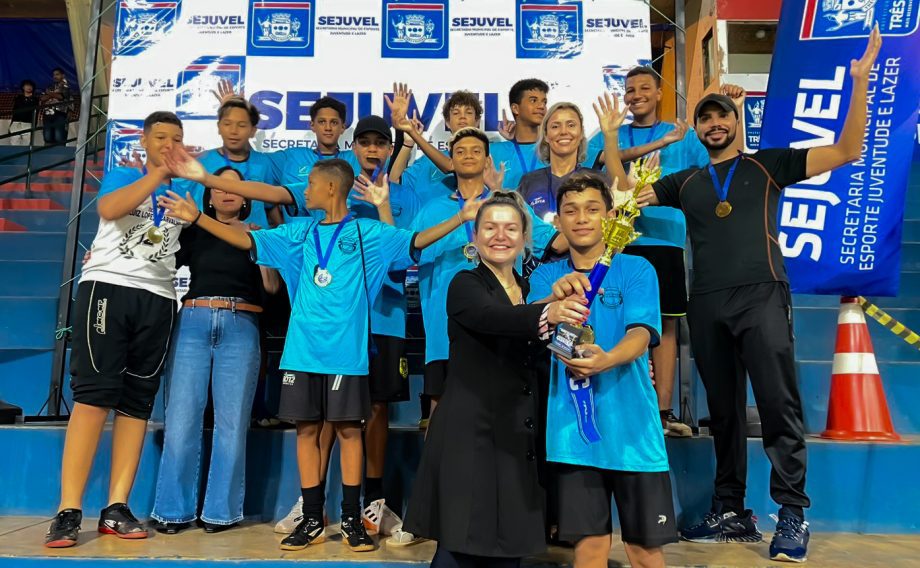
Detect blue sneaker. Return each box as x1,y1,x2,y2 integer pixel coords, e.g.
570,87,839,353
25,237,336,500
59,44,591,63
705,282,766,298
770,513,810,563
680,509,763,543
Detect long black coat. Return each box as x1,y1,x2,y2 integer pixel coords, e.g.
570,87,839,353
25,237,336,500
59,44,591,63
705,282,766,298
403,263,547,558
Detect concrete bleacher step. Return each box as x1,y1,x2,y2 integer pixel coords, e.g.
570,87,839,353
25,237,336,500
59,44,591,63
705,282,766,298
0,198,65,211
0,297,58,350
0,210,97,232
0,219,25,232
0,261,64,296
0,232,95,260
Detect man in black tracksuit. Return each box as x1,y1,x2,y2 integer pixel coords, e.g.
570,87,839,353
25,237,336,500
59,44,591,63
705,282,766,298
616,28,882,564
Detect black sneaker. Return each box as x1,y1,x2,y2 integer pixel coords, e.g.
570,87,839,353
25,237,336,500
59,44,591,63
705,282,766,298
98,502,148,539
770,513,810,562
340,513,376,552
153,521,191,535
45,509,82,548
279,516,325,551
203,521,238,534
680,508,763,543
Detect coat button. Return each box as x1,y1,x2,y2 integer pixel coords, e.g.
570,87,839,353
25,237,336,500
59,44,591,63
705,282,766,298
526,450,536,461
524,417,534,429
521,383,532,396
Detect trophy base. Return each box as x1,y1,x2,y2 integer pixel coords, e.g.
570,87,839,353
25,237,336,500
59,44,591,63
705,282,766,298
548,323,593,360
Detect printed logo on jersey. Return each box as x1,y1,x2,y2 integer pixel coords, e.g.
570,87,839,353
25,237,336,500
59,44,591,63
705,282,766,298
516,0,583,59
114,1,182,56
338,237,359,254
105,121,146,173
175,56,245,120
382,0,449,59
800,0,918,40
248,1,315,56
744,93,766,152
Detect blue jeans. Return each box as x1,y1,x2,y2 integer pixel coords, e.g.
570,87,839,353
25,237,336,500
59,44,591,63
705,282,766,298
152,299,260,525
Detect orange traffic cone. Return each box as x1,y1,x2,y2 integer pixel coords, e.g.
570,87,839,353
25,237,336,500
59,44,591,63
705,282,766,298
820,297,900,441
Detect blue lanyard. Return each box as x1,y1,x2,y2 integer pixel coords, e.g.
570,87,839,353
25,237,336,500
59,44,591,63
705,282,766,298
142,166,169,227
220,149,249,179
314,148,340,160
544,168,558,213
708,156,741,203
312,214,353,271
627,121,661,149
456,189,489,242
512,140,537,174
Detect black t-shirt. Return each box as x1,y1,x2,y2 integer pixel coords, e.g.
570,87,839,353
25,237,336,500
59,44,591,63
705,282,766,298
652,148,810,294
177,222,263,304
11,95,40,123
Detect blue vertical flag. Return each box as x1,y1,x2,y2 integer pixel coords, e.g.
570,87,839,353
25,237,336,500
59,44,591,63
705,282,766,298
762,0,920,296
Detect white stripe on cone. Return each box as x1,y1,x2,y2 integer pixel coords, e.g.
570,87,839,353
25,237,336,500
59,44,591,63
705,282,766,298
831,352,880,375
838,303,867,325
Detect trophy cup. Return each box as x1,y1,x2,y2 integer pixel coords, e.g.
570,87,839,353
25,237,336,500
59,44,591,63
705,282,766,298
548,157,661,360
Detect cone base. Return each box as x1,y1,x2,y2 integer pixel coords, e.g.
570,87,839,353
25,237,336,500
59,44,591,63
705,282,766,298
820,429,902,442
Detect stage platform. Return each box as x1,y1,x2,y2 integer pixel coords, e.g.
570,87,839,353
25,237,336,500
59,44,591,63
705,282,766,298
1,516,919,568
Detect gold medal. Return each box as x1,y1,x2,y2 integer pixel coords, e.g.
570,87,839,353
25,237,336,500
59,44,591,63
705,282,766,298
715,201,732,218
580,325,595,346
462,242,478,261
146,226,164,244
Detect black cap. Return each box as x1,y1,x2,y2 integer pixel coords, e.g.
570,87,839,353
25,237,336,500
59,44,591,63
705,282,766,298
694,94,739,121
353,115,392,143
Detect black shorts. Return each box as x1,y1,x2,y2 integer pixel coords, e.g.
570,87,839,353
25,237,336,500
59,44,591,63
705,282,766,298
623,245,688,317
277,371,371,422
423,360,448,397
69,280,175,420
369,334,410,403
557,465,678,548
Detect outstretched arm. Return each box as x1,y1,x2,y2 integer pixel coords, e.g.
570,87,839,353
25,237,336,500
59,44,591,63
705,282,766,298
560,327,651,379
413,193,483,249
164,145,294,204
386,82,454,174
805,25,882,178
97,164,171,220
159,190,253,250
593,92,630,190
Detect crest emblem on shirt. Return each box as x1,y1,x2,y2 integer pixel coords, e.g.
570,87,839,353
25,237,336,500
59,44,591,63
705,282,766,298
599,288,624,308
338,237,358,254
516,1,583,59
382,1,449,59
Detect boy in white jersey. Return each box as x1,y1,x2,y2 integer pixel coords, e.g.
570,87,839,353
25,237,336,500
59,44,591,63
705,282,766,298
45,111,203,548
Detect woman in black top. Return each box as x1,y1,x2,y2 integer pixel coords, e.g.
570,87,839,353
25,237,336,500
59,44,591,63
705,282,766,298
402,193,588,567
8,79,39,146
151,166,279,533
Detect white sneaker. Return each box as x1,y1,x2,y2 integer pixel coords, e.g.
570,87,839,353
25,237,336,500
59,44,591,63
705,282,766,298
274,497,303,534
363,498,404,536
385,522,426,547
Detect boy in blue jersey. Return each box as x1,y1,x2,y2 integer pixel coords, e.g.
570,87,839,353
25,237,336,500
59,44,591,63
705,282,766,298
45,111,204,548
388,87,483,200
160,153,481,552
528,172,676,568
592,68,711,437
489,78,549,188
278,96,362,186
197,96,281,229
410,127,565,417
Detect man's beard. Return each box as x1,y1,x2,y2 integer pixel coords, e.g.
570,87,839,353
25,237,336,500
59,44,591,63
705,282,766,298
701,128,736,150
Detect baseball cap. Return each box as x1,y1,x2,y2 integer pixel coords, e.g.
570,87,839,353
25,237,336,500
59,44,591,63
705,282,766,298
694,94,739,121
353,115,392,143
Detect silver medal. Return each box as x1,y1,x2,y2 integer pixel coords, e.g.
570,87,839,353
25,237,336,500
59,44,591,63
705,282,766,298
314,267,333,287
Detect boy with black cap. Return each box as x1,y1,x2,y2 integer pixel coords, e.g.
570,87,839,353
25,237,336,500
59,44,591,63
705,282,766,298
614,29,882,563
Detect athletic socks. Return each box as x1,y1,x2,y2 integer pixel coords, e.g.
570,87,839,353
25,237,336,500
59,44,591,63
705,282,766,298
341,484,362,518
301,485,325,520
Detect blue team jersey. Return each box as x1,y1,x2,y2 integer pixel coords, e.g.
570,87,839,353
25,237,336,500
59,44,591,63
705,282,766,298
412,189,558,363
348,181,420,339
98,167,204,201
489,140,540,189
528,255,668,472
250,217,416,375
278,147,361,185
400,151,453,202
587,123,709,248
198,148,282,229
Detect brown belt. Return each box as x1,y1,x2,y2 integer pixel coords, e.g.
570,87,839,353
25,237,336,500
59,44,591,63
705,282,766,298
183,298,263,313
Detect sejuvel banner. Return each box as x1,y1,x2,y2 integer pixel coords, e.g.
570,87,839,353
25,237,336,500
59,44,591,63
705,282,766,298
762,0,920,296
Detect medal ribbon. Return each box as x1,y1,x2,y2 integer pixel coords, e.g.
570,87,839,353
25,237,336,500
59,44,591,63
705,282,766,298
312,213,353,273
221,149,249,179
512,140,537,175
314,148,340,160
627,121,661,149
142,166,169,227
708,156,740,204
456,189,489,244
544,169,557,214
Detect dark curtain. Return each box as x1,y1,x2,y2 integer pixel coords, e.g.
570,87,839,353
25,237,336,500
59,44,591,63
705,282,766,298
0,19,77,91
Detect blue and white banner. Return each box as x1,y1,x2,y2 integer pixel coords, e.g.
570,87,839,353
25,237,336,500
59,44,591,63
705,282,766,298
763,0,920,296
743,92,765,152
108,0,650,159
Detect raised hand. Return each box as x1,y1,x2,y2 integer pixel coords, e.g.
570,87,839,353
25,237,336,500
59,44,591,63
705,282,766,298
483,157,506,191
459,194,485,222
384,82,413,132
211,78,242,104
626,151,660,189
498,110,516,141
353,172,390,207
660,118,690,145
720,83,746,110
159,190,201,223
850,23,882,82
164,145,207,183
593,92,628,136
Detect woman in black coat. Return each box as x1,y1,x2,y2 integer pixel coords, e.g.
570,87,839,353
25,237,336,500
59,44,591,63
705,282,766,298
403,193,589,567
